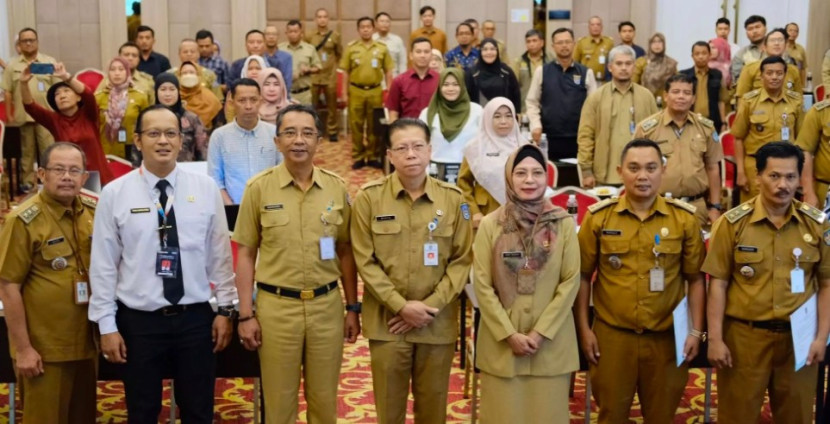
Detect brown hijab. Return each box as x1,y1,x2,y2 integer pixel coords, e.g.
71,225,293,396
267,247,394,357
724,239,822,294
179,61,222,127
491,144,568,308
641,33,677,95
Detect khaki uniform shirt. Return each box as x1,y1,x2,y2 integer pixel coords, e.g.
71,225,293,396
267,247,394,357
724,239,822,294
351,174,473,344
473,209,580,378
339,40,392,87
735,60,803,98
787,43,808,72
823,50,830,88
796,100,830,183
279,41,323,91
634,111,722,197
232,165,351,288
305,29,343,85
0,53,60,126
409,27,447,54
512,54,546,106
577,82,658,184
0,192,97,361
693,67,728,119
95,70,155,104
95,87,151,155
702,197,830,321
456,159,500,217
578,195,705,332
731,88,803,155
573,36,614,82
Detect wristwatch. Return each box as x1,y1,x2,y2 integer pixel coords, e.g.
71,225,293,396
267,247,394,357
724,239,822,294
217,305,238,320
346,302,362,314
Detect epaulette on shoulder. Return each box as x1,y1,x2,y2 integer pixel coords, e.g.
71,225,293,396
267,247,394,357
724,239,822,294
743,89,760,100
815,100,830,111
80,195,97,209
359,178,385,191
587,197,618,214
725,202,754,223
665,197,696,214
796,201,826,224
246,167,275,186
697,113,714,128
17,204,41,224
435,179,463,194
319,168,346,185
347,40,358,46
640,116,659,132
786,90,801,100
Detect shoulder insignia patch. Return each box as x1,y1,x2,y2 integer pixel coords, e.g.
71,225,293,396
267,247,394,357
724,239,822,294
347,40,358,47
319,168,347,184
725,202,754,224
436,179,463,194
18,204,41,224
824,228,830,246
697,114,714,128
666,197,696,214
587,197,618,214
797,201,826,224
640,117,659,132
80,196,97,209
359,178,385,191
460,203,471,220
786,90,801,99
743,89,760,100
815,100,830,111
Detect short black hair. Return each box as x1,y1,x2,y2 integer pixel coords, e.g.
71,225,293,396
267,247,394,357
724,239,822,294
785,22,799,31
287,19,302,29
136,25,155,37
119,41,140,54
620,139,663,164
744,15,766,28
691,41,710,54
618,21,635,32
716,17,730,27
464,18,479,26
18,27,37,38
357,17,374,28
230,78,261,96
275,104,324,137
759,55,787,72
41,142,87,170
246,29,264,41
195,29,214,42
664,73,696,92
552,27,574,40
388,118,431,144
525,29,543,40
410,37,432,50
132,2,140,14
764,28,787,45
755,142,803,175
135,104,182,135
419,6,435,16
456,22,474,35
375,12,391,20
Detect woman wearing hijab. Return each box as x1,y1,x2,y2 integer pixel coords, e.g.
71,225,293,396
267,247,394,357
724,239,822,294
21,63,115,184
430,48,445,73
465,38,522,113
708,37,732,87
95,57,150,163
226,55,268,122
458,97,527,230
418,67,482,183
179,61,222,129
155,73,208,162
633,33,678,99
473,143,579,424
256,67,292,125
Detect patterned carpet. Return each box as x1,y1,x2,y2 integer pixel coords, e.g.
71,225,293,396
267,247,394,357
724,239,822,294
0,136,781,422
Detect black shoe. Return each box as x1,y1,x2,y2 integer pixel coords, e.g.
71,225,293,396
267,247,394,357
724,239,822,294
367,160,384,169
352,160,366,170
329,134,339,142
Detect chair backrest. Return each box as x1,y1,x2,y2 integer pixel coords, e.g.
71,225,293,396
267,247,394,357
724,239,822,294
76,68,105,93
336,69,346,107
726,111,736,129
720,131,734,157
546,161,558,188
720,159,734,189
817,84,826,101
549,186,600,225
105,154,133,179
0,99,7,124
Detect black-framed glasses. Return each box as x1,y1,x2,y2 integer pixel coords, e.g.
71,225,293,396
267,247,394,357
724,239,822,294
44,167,85,177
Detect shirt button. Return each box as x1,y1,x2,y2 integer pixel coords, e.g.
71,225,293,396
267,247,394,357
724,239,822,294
776,257,780,261
524,307,531,313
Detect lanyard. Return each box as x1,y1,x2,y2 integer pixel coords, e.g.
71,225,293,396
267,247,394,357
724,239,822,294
139,167,177,248
42,201,86,275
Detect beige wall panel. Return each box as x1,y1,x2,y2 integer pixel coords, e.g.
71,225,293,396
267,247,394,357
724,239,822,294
340,20,360,45
79,0,99,23
266,0,300,21
377,0,411,20
304,0,338,20
36,0,58,25
79,22,101,70
339,0,374,21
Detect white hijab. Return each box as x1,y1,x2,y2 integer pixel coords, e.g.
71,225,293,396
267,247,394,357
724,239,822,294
462,97,527,205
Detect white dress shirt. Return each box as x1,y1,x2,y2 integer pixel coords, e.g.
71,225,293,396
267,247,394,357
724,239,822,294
419,103,483,164
373,32,407,77
88,165,237,334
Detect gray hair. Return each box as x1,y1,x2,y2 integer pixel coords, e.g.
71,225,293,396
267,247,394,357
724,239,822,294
608,45,636,63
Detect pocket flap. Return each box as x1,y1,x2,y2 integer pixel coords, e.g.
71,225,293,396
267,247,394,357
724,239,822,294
262,212,289,227
600,238,630,254
371,220,401,235
734,250,763,264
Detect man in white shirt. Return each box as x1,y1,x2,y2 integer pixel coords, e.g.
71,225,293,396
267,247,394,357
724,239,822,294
89,104,237,422
373,12,407,78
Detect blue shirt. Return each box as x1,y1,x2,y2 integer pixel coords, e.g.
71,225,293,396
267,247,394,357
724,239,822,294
229,51,293,92
444,47,480,72
199,54,232,85
207,119,282,204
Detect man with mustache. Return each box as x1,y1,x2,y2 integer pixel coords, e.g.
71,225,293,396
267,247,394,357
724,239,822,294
704,141,830,424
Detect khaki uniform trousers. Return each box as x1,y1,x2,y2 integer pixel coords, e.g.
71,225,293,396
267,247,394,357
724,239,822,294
18,122,55,186
313,83,339,137
369,339,455,424
291,88,313,106
717,318,817,424
19,358,97,424
480,372,570,424
590,319,688,424
257,288,345,424
813,179,830,209
347,86,383,162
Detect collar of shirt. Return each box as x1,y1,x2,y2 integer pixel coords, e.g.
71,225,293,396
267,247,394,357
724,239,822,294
553,58,576,71
418,27,436,35
39,190,83,217
748,196,801,225
140,164,179,195
13,52,46,65
232,118,263,136
759,88,786,103
408,69,437,80
276,163,325,190
283,42,304,51
614,194,670,218
390,173,437,202
612,82,633,95
695,67,709,77
660,111,693,128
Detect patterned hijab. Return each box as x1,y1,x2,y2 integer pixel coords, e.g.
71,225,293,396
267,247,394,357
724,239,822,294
104,57,133,142
426,67,471,141
708,37,732,87
641,33,677,94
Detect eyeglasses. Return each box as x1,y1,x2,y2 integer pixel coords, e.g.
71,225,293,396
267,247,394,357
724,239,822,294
139,129,181,140
44,167,85,177
389,143,428,154
19,39,37,44
280,129,319,140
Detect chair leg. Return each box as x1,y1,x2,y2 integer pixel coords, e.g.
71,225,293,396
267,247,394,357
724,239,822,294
9,382,15,424
704,368,713,423
169,380,177,423
584,374,592,424
470,370,478,424
463,351,471,399
569,372,576,397
254,378,262,424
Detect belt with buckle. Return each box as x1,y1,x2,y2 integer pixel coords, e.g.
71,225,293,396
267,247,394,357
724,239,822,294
291,86,311,94
117,301,209,316
350,82,380,90
732,318,791,332
256,281,338,300
679,192,707,203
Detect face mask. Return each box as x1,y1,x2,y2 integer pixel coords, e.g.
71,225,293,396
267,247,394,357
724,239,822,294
180,74,200,88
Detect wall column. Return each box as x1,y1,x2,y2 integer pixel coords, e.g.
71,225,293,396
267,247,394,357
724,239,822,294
231,0,266,63
807,0,829,86
99,0,127,69
141,0,170,57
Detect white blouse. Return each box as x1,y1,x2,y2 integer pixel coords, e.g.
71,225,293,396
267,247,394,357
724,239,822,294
418,103,483,164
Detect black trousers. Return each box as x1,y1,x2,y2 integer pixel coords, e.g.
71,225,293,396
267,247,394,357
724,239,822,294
546,134,578,161
116,302,216,424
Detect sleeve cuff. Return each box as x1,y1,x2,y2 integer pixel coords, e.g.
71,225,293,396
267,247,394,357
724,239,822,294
386,294,407,315
98,315,119,335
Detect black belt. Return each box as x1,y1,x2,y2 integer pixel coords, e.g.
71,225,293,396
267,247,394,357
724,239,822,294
350,82,380,90
257,281,338,300
117,300,210,317
732,317,791,333
291,86,311,94
678,192,707,202
598,319,667,335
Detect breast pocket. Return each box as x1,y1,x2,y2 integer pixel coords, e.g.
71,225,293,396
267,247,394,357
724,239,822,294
655,139,674,157
734,250,764,284
40,242,74,266
749,112,772,141
177,212,210,251
655,237,682,266
600,237,630,271
261,211,289,247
